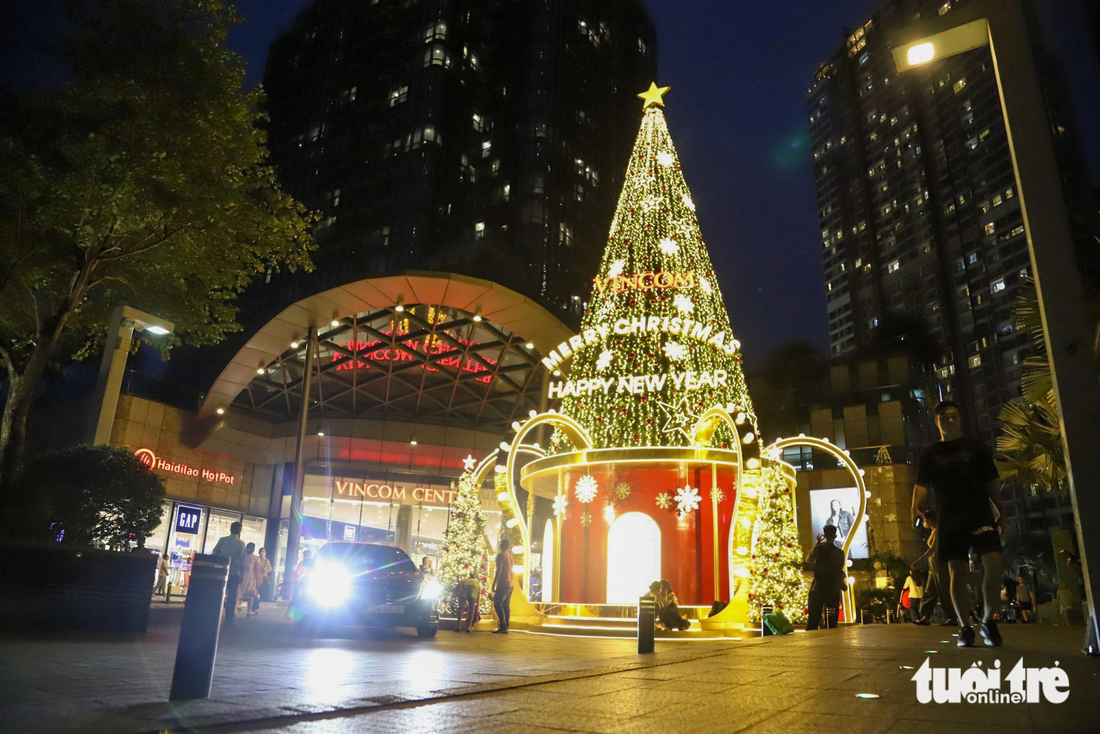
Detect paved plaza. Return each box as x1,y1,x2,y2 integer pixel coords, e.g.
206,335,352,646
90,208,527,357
0,607,1096,733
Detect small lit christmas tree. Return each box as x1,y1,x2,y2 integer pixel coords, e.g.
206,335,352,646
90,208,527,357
550,84,755,450
439,462,492,616
747,467,808,623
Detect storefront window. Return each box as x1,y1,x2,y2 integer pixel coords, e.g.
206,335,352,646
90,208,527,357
166,504,206,595
203,509,242,554
240,515,267,554
145,502,173,556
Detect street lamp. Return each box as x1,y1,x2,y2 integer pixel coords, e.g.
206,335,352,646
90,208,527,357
890,0,1100,653
88,305,175,445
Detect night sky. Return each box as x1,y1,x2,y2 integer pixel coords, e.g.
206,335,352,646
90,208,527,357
12,1,1092,368
224,0,1100,368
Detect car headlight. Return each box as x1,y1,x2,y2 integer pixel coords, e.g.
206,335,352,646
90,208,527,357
307,562,352,608
419,578,442,600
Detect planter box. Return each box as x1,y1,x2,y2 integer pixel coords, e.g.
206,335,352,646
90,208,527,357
0,541,156,632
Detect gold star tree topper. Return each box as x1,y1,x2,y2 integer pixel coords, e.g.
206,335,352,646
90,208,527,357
637,82,670,109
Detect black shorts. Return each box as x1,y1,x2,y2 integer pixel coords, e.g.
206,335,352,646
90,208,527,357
939,528,1001,563
1018,601,1033,611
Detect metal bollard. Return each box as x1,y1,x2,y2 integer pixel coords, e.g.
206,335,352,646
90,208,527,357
170,554,229,700
761,605,773,636
637,595,656,654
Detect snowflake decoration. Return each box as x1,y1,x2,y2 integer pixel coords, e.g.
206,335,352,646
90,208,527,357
658,237,679,256
614,482,632,500
656,151,675,167
579,510,592,527
672,294,694,314
700,278,713,295
656,492,672,510
641,196,661,213
682,194,696,211
663,341,687,361
675,485,702,515
596,349,613,372
575,474,599,504
711,488,726,504
553,494,568,517
607,259,625,278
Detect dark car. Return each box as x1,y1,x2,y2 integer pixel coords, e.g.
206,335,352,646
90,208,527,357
296,542,440,638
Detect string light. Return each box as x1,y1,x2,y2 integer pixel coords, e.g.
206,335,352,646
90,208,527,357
550,106,756,451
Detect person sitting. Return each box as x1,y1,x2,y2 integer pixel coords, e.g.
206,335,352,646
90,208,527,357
649,580,691,631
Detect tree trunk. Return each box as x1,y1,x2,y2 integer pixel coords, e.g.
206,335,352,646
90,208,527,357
0,340,59,521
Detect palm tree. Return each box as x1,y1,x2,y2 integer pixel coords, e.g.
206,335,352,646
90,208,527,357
996,282,1099,494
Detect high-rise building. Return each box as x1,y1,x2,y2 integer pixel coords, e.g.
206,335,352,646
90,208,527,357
807,0,1096,533
807,0,1095,445
257,0,657,326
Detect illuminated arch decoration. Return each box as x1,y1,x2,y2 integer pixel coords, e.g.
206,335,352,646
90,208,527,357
502,411,594,586
690,405,749,599
765,435,869,624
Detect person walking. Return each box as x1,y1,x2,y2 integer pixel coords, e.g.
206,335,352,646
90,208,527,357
237,543,260,615
903,569,925,623
804,525,845,630
153,553,170,597
1015,574,1036,623
285,548,314,618
419,557,435,577
253,547,273,614
457,575,481,632
912,512,957,626
212,522,247,624
911,401,1006,648
492,539,515,634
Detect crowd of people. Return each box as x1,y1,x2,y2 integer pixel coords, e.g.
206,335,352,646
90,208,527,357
211,521,273,624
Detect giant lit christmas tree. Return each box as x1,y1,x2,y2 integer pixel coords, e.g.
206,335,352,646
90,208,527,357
510,84,812,619
439,460,492,617
548,84,756,450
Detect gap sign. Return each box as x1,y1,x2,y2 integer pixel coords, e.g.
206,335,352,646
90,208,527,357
175,506,202,535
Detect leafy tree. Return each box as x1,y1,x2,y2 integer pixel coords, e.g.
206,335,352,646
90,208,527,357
0,0,315,504
4,444,166,547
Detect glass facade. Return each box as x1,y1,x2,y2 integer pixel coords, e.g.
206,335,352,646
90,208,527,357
146,500,267,598
270,470,501,597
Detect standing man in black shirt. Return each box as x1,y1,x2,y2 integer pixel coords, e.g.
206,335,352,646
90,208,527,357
804,525,846,630
911,401,1006,647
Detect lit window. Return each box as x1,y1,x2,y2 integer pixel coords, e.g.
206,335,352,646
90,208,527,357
637,37,646,55
968,354,982,369
984,222,996,235
481,140,492,159
423,21,447,43
559,222,573,247
389,86,408,106
332,188,341,207
887,260,900,273
472,113,486,132
953,78,967,93
991,278,1006,294
423,44,450,67
474,221,485,240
